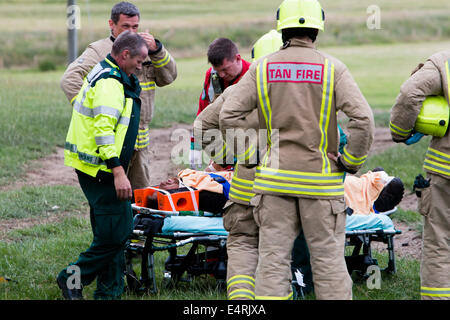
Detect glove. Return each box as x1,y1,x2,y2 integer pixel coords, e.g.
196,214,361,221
404,132,425,145
413,174,430,198
336,156,357,174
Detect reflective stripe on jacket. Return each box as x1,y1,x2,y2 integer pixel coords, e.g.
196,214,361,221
135,127,150,149
229,164,256,204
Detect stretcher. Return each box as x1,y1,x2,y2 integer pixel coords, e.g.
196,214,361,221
344,208,402,278
124,204,402,295
124,205,228,294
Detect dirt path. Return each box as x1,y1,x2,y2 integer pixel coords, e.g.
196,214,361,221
368,127,396,156
0,125,423,259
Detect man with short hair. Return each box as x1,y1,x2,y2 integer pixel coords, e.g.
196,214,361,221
57,31,148,300
61,1,177,191
197,38,251,115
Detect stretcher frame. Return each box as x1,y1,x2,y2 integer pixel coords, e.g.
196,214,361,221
124,205,227,294
126,205,403,295
344,228,402,278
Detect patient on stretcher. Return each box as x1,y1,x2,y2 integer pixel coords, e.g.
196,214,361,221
344,167,405,216
144,167,404,217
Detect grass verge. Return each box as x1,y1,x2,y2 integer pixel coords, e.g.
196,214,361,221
0,213,420,300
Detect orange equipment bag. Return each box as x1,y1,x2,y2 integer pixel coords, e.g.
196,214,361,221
134,186,199,212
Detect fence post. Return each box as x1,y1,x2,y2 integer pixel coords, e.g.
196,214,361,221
67,0,78,64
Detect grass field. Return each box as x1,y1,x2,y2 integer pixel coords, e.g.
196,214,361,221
0,0,449,67
0,0,448,301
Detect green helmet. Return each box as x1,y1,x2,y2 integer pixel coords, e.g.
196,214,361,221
276,0,325,32
251,29,283,62
414,95,449,137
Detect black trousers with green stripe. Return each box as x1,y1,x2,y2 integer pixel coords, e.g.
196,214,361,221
58,170,133,299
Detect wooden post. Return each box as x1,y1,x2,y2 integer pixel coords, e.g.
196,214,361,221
67,0,79,64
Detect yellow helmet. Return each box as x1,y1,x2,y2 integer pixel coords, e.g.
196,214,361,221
414,95,449,137
276,0,325,32
251,30,283,62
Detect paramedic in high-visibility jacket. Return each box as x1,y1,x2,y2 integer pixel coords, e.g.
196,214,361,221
220,0,374,300
60,2,177,191
57,31,148,300
390,50,450,300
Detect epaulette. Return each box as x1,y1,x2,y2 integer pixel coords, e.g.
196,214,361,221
89,66,122,88
108,68,122,81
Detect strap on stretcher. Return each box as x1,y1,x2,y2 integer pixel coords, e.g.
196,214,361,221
131,204,217,217
143,184,199,212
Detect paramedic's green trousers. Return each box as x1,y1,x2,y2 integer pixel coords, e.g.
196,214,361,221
58,171,133,300
418,173,450,300
252,194,352,300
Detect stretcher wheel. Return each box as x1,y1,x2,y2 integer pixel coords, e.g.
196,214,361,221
346,255,379,282
162,270,184,289
125,269,142,293
215,279,226,292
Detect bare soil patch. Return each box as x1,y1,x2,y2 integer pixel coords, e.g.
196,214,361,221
372,220,422,260
368,127,396,156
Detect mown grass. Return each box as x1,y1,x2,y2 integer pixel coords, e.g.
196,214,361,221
361,136,430,191
0,216,92,300
0,185,86,220
326,41,450,111
351,253,421,300
1,0,449,68
0,215,227,300
0,68,70,186
0,213,421,300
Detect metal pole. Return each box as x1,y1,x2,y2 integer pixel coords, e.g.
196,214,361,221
67,0,78,64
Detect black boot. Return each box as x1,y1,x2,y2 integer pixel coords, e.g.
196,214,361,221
56,276,84,300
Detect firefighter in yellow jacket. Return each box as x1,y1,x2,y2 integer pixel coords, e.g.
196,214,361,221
60,2,177,190
220,0,374,300
390,50,450,300
193,30,283,300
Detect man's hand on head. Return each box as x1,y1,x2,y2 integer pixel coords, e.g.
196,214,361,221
138,29,158,51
